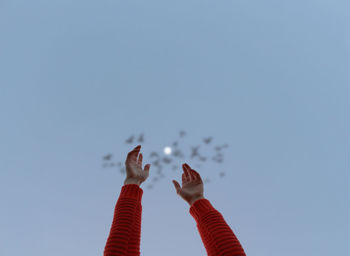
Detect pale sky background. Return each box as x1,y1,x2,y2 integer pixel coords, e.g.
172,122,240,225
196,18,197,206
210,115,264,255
1,0,350,255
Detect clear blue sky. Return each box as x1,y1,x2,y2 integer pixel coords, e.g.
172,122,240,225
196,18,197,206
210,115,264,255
1,0,349,255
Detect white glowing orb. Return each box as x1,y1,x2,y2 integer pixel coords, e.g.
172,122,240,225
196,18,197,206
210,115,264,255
164,146,172,155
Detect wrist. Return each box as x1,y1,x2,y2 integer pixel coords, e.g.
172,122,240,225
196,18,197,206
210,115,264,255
189,196,205,206
124,178,141,186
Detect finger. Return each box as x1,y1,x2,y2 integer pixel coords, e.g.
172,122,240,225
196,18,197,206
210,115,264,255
172,180,181,194
182,164,189,182
126,145,141,162
191,169,202,182
189,169,197,180
144,163,151,172
182,173,187,183
183,163,192,181
137,153,143,166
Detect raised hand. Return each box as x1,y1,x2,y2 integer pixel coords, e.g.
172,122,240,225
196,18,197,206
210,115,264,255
172,163,205,206
124,145,151,186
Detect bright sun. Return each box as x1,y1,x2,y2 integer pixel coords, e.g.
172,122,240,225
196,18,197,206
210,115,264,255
164,146,172,155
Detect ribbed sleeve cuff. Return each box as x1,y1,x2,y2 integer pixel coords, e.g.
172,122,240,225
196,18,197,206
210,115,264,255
119,184,143,203
189,198,216,221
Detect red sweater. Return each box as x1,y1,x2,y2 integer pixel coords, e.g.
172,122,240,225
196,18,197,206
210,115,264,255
104,184,246,256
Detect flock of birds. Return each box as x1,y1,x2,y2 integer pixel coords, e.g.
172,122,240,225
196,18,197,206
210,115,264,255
102,130,229,190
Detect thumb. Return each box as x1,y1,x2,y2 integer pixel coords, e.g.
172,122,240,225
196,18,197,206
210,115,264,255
172,180,181,194
144,164,151,172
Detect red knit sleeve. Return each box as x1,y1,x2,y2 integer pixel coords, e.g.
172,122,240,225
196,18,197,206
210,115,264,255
189,199,246,256
126,202,142,256
104,184,143,256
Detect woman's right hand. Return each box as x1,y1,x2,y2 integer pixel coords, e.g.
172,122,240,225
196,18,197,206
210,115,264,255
172,163,205,206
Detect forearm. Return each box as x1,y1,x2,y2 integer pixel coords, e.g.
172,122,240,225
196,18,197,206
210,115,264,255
104,184,143,256
190,199,246,256
126,202,142,256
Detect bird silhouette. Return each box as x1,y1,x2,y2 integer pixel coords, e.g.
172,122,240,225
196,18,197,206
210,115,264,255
172,149,184,158
125,135,134,144
212,155,223,163
151,159,160,166
221,143,229,148
137,133,144,143
190,145,200,159
215,152,223,157
103,154,112,161
172,141,178,147
162,157,172,164
214,145,222,151
199,155,207,161
155,168,165,178
203,137,213,144
214,144,229,151
179,130,186,138
150,152,159,158
219,171,226,177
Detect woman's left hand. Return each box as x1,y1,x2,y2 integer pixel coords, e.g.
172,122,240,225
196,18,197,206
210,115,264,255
124,145,151,186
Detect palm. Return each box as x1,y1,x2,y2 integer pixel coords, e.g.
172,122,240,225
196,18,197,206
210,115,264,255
181,179,203,199
172,163,204,205
125,161,148,180
125,145,150,183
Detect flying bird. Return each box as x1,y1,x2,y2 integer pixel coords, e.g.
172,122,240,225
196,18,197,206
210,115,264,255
199,155,207,161
172,149,184,158
156,170,165,178
190,145,200,159
214,144,229,151
103,154,112,161
137,133,144,143
150,152,159,158
212,155,223,163
156,166,163,175
179,130,186,138
172,141,178,147
151,159,160,166
203,137,213,144
214,145,222,151
215,152,223,157
219,171,226,177
162,157,172,164
125,135,134,144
